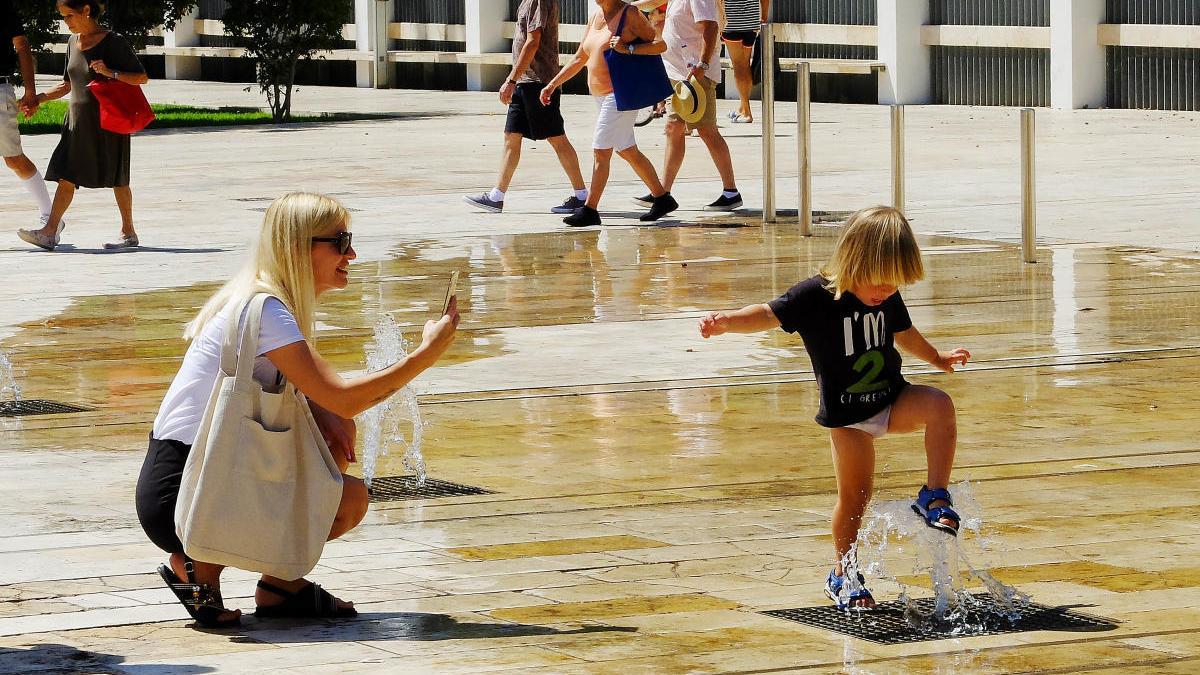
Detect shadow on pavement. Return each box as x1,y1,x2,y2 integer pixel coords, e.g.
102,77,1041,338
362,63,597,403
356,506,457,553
0,643,213,674
228,611,639,644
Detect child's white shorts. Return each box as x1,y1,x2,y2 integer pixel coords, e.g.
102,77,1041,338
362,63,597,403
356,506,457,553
844,405,892,438
592,93,638,151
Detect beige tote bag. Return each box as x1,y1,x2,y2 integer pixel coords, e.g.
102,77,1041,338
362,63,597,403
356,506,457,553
175,293,344,581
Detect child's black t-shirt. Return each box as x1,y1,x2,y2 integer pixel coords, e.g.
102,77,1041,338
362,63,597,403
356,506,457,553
768,275,912,428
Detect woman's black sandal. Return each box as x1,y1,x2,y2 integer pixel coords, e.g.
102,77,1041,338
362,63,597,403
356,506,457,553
254,580,358,619
157,560,242,628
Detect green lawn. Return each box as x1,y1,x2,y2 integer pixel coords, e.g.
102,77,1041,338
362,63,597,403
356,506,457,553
18,101,340,134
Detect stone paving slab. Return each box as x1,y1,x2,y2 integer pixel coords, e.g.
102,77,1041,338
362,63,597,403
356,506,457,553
0,78,1198,672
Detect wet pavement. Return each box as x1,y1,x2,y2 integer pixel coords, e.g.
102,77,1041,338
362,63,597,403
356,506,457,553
0,80,1199,673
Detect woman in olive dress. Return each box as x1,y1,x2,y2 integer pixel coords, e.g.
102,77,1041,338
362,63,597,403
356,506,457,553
17,0,148,251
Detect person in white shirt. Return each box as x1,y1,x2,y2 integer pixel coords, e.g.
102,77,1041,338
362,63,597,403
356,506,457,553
137,192,460,627
650,0,743,212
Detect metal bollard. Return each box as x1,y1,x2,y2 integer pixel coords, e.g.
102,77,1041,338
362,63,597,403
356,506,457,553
797,61,811,236
761,22,776,224
1021,108,1036,264
891,105,905,214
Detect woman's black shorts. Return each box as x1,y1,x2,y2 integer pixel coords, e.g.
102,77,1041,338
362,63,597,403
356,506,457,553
505,82,566,141
722,30,758,47
135,435,191,555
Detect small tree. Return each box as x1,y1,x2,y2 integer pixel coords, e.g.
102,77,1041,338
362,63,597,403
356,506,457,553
15,1,197,51
222,0,351,122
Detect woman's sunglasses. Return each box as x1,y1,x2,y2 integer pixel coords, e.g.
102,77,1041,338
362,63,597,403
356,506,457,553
312,231,353,255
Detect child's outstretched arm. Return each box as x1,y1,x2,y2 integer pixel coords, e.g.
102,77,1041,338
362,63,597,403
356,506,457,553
699,304,780,338
895,326,970,373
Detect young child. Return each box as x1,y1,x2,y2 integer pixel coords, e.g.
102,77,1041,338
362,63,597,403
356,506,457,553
698,206,970,610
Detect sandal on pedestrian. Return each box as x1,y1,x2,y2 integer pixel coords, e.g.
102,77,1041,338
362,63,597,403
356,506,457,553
912,485,961,536
157,561,241,628
17,217,66,251
254,580,358,619
103,233,139,250
825,569,874,611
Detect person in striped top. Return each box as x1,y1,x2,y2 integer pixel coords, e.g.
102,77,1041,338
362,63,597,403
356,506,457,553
722,0,769,123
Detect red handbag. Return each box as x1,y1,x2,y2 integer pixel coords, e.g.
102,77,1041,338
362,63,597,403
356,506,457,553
87,78,155,134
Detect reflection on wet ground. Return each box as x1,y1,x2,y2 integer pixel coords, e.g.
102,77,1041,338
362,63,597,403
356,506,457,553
1,224,1198,672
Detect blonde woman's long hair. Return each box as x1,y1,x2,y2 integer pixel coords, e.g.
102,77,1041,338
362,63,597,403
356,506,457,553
184,192,351,342
821,206,924,299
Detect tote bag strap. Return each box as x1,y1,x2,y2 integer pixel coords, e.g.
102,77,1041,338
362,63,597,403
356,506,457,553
610,5,629,48
219,293,272,385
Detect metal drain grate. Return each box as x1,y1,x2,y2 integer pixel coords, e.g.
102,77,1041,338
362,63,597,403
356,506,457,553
367,476,494,503
0,399,93,417
762,594,1117,644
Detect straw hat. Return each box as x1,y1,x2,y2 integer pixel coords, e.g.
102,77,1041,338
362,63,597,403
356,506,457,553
671,77,706,124
629,0,667,10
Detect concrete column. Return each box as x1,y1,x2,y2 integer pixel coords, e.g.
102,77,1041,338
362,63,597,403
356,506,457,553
359,0,393,89
1050,0,1106,110
354,0,374,87
877,0,932,105
163,8,200,81
465,0,508,91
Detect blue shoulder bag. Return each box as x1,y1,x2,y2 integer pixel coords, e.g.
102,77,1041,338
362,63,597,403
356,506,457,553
603,7,674,112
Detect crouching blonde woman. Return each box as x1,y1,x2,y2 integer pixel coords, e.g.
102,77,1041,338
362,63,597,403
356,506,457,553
136,193,459,627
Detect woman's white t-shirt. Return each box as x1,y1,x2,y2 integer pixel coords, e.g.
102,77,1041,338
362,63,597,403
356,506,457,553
153,297,306,445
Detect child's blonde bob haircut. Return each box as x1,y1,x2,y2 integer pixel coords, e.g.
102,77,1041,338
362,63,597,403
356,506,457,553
184,192,351,342
821,206,924,299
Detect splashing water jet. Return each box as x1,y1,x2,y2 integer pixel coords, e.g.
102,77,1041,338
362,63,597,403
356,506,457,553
853,482,1031,634
0,351,21,402
359,315,426,487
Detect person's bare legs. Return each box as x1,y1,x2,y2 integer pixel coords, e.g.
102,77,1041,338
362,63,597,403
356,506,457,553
256,472,368,611
662,119,687,192
546,134,586,192
829,426,877,609
727,41,755,120
3,154,36,181
696,126,737,191
114,186,136,238
35,180,75,234
495,131,523,193
584,148,613,210
615,144,665,197
167,554,242,623
887,384,958,528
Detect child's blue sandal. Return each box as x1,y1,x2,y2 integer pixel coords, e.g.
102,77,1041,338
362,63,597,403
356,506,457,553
912,485,961,536
825,569,874,611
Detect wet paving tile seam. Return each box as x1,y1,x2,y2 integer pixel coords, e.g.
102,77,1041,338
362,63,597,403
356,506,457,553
368,460,1199,526
417,348,1200,405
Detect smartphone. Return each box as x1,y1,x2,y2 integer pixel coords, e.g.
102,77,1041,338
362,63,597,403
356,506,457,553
441,271,459,315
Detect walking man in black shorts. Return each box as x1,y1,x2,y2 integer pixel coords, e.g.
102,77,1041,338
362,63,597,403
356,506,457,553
1,2,54,227
464,0,588,214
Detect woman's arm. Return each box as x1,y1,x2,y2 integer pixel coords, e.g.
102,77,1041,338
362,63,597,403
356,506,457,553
37,81,71,103
699,303,780,338
616,10,666,55
266,300,460,419
894,326,971,373
88,60,149,86
540,23,591,104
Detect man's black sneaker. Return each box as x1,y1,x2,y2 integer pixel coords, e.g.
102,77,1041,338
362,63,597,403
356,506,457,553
704,193,743,211
551,195,586,214
463,193,503,213
563,206,602,227
632,193,655,207
639,193,679,222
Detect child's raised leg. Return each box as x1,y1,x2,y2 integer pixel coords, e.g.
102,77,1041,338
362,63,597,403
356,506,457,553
888,384,958,530
829,426,877,609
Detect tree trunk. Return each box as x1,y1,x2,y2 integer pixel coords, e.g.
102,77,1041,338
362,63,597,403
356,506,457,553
282,55,299,123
